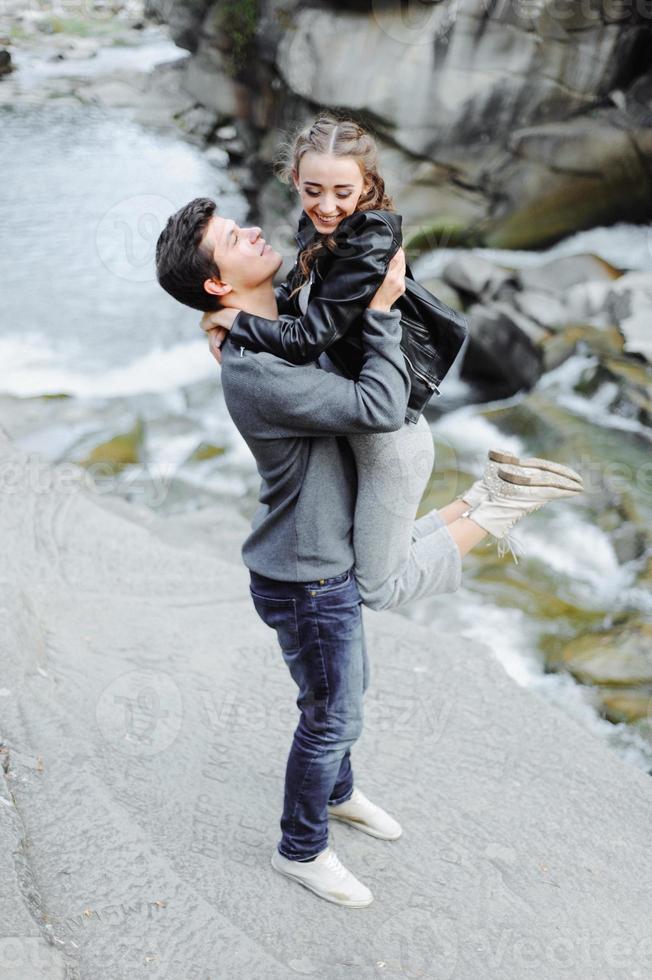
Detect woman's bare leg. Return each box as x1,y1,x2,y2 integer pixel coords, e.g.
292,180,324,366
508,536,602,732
424,497,490,560
445,515,489,559
436,498,470,524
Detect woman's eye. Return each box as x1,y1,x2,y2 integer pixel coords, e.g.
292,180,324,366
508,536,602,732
336,193,352,200
305,190,320,198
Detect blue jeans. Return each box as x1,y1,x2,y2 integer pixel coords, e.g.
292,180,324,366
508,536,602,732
249,567,369,861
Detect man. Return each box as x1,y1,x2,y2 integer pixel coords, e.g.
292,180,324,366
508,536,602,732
156,197,410,909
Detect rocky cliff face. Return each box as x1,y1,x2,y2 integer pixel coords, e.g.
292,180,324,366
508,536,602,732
151,0,652,249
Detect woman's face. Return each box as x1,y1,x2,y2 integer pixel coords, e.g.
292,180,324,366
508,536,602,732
294,152,370,235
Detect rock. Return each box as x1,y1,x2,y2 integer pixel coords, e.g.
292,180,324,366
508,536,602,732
203,145,229,167
155,0,213,52
512,290,569,331
419,277,464,313
79,419,144,474
442,254,513,301
598,687,652,725
173,101,222,139
516,254,622,296
187,441,225,463
539,321,624,373
560,620,652,686
460,302,544,396
619,309,652,363
182,50,241,118
0,48,12,76
3,429,652,974
485,118,652,248
562,272,652,361
216,124,237,140
489,301,550,346
161,0,652,249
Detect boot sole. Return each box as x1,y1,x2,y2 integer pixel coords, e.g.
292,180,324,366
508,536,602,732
489,449,583,485
497,467,583,490
328,811,402,840
270,854,374,908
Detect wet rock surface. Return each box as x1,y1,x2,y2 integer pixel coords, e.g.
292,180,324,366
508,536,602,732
2,428,652,978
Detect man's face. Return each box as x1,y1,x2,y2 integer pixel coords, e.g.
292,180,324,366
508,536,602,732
201,215,282,301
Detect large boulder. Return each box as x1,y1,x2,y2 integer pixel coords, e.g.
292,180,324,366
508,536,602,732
163,0,652,248
461,302,544,396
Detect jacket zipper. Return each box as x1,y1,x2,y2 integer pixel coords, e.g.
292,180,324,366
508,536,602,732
402,351,441,395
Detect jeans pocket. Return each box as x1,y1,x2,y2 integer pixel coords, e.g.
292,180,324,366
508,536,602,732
249,591,299,653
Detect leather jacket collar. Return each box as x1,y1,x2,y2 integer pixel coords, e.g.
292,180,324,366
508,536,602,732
295,209,402,252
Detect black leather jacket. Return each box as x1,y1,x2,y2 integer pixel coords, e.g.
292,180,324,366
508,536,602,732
227,208,443,424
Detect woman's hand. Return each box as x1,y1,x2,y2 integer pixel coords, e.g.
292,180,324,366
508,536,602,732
368,247,406,313
200,308,239,333
206,327,226,365
201,308,239,364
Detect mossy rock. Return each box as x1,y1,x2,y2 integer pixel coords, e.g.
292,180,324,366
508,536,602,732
474,572,605,627
404,218,479,256
187,442,225,463
559,619,652,686
80,419,144,475
597,686,652,724
602,356,652,390
637,554,652,586
484,164,652,251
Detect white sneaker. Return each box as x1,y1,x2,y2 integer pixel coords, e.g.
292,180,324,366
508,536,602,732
328,786,402,841
462,463,584,563
460,448,584,509
271,845,373,908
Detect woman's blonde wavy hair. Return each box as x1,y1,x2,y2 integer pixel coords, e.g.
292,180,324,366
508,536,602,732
276,114,394,294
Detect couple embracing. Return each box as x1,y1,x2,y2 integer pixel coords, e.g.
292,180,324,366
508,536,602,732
156,115,585,908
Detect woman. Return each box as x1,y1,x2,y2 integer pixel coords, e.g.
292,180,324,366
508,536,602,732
202,116,585,605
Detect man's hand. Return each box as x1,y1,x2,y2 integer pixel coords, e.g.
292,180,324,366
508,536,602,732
200,308,239,333
207,326,226,365
368,247,406,313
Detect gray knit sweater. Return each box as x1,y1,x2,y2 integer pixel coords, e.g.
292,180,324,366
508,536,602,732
220,308,410,582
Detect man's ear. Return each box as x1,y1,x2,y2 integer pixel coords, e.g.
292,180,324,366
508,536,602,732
204,277,232,299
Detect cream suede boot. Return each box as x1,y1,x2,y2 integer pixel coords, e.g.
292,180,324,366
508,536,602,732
460,448,584,510
461,463,584,563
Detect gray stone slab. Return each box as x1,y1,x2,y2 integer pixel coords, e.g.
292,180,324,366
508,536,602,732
1,432,652,979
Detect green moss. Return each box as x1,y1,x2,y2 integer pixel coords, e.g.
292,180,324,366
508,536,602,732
80,418,144,475
188,442,225,463
485,172,652,251
49,16,93,36
404,218,478,257
222,0,259,76
9,24,30,40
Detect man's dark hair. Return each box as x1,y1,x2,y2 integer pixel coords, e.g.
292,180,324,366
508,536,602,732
155,197,222,311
